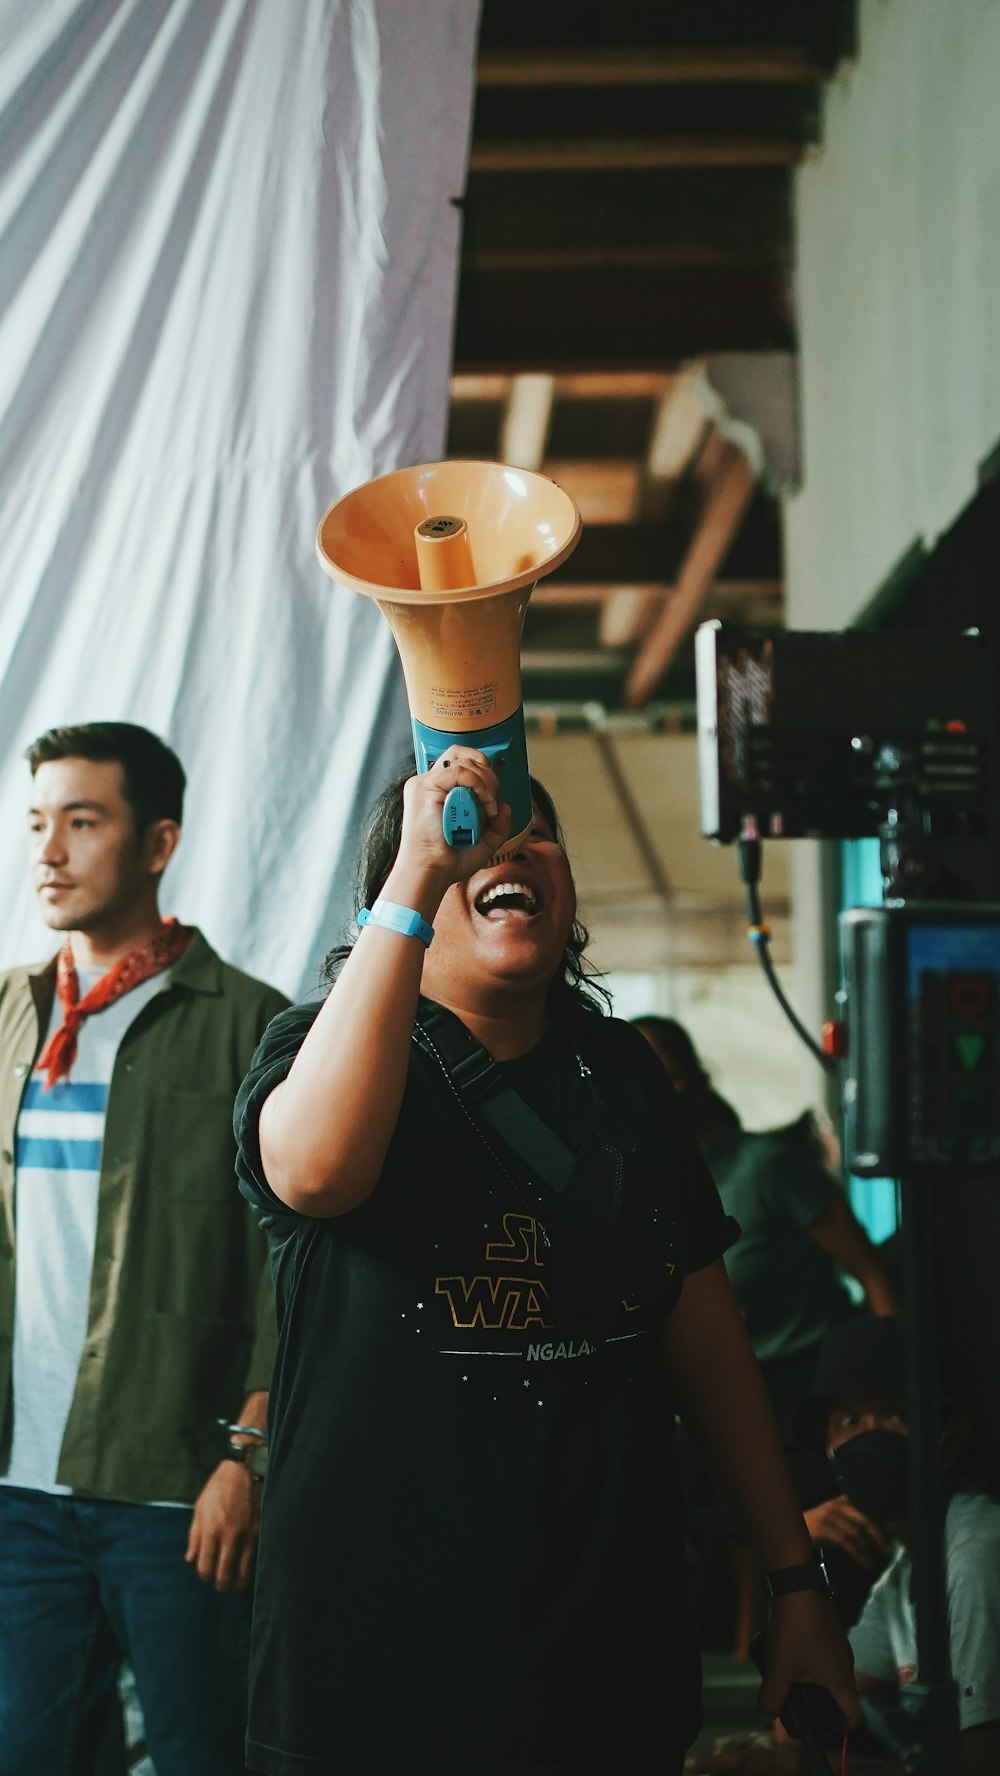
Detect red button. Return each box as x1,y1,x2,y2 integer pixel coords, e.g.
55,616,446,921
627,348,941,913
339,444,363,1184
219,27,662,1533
948,976,990,1018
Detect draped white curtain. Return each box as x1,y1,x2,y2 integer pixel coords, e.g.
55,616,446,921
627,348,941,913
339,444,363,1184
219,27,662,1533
0,0,480,996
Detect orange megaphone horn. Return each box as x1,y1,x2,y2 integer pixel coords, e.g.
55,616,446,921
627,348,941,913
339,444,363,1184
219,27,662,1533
316,460,581,858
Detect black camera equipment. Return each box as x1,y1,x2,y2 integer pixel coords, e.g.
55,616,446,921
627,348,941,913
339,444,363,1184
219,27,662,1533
695,622,992,852
696,620,999,1776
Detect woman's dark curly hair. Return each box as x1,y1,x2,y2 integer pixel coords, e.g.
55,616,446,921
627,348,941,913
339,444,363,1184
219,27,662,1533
323,768,610,1026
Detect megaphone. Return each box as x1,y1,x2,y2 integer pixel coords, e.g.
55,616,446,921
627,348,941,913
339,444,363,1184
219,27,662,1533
316,460,582,859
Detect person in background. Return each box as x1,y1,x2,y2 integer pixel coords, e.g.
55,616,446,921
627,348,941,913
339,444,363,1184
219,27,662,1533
0,722,289,1776
840,1324,1000,1775
631,1016,898,1421
234,753,858,1776
786,1316,903,1630
688,1315,1000,1776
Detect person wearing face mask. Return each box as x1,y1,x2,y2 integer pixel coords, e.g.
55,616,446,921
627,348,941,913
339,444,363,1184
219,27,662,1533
234,755,860,1776
798,1317,1000,1773
785,1316,905,1630
689,1320,1000,1775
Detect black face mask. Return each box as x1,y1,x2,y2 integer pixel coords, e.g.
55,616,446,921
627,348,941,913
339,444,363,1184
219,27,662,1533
833,1429,911,1527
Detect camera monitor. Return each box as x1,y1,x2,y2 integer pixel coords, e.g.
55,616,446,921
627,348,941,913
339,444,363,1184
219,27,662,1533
695,622,993,845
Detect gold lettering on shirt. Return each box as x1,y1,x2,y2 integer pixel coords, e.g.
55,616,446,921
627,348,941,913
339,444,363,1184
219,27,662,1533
435,1213,552,1330
484,1212,544,1267
435,1274,552,1330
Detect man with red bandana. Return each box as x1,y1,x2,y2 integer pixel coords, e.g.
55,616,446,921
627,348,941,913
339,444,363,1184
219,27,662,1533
0,721,288,1776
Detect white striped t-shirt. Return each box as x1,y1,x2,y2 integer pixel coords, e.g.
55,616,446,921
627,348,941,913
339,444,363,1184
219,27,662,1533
1,967,167,1495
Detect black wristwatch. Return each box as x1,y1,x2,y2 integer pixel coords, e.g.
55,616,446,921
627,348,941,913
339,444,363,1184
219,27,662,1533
222,1439,268,1480
761,1550,834,1601
218,1417,268,1481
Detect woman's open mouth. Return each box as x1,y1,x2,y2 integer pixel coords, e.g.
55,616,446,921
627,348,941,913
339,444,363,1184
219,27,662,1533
474,881,539,920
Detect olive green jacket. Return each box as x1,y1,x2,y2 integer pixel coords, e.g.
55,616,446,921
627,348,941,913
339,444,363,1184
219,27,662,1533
0,931,289,1503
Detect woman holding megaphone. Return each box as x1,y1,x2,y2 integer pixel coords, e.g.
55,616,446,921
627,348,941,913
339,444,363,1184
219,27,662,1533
234,749,857,1776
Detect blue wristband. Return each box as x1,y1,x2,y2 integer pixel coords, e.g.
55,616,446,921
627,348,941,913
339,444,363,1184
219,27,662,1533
357,899,435,948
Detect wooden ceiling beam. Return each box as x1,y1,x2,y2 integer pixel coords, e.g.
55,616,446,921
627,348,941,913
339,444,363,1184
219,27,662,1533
451,372,672,400
598,589,657,649
468,244,780,273
500,373,555,470
624,442,757,707
521,647,629,674
640,365,710,520
531,577,782,608
450,373,511,401
541,459,641,525
553,372,668,398
477,47,823,87
470,138,803,173
532,582,663,607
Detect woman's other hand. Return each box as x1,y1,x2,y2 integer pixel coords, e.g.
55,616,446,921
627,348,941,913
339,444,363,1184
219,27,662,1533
756,1589,860,1732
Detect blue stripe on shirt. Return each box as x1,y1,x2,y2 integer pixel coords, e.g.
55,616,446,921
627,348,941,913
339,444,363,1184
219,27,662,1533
20,1080,108,1113
16,1136,104,1171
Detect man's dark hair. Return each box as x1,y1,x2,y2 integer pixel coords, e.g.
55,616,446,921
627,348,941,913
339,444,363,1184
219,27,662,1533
324,766,610,1026
26,722,186,834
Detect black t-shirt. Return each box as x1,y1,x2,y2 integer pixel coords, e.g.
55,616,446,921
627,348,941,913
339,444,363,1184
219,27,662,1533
235,1003,738,1776
709,1124,852,1367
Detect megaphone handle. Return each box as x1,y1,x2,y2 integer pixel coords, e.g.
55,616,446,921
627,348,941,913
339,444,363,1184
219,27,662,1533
411,713,532,851
442,784,483,849
439,737,518,848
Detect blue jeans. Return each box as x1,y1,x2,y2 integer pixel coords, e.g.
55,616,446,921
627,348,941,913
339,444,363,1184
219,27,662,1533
0,1486,251,1776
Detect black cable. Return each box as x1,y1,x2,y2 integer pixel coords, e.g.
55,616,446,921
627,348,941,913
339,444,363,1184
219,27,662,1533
737,833,836,1075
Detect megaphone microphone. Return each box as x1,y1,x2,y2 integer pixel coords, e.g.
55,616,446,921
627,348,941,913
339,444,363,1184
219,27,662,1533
316,460,582,861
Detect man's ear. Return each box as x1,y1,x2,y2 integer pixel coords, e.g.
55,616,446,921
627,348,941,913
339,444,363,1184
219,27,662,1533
143,819,181,879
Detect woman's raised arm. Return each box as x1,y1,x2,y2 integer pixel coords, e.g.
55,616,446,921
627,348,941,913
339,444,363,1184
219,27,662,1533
258,753,509,1216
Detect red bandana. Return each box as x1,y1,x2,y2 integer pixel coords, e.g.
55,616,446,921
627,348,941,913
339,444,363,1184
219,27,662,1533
36,917,193,1090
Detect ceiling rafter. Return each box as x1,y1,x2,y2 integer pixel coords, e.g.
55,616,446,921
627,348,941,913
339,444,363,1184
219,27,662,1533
598,588,657,651
443,2,859,971
531,578,782,609
640,364,711,521
470,138,804,174
441,9,861,721
624,438,757,707
476,46,824,87
499,373,555,471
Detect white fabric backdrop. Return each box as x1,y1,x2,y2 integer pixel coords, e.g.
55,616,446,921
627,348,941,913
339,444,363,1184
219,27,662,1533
0,0,480,997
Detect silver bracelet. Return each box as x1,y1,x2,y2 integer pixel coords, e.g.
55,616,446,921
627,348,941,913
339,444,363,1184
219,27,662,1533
217,1417,268,1443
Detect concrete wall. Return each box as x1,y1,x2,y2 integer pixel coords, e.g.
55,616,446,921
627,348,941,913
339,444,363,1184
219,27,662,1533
785,0,1000,632
783,0,1000,1106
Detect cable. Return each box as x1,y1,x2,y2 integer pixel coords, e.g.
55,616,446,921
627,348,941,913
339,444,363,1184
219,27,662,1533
737,828,836,1075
